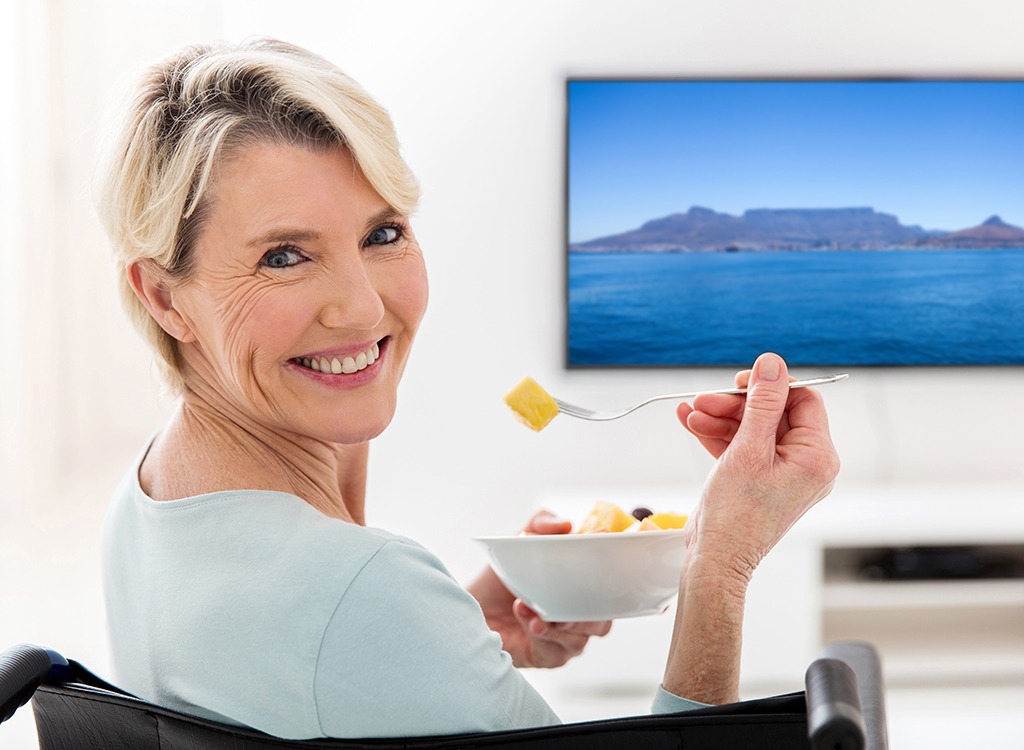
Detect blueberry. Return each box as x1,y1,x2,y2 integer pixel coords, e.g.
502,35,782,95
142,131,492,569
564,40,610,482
631,506,653,521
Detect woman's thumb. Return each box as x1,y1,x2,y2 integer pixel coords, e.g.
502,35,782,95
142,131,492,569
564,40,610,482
525,509,572,535
733,353,789,458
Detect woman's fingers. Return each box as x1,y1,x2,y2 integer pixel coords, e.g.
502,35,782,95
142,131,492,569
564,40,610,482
522,509,572,535
514,600,611,638
692,392,745,419
678,394,743,459
677,403,730,457
552,619,613,638
512,600,611,666
687,411,740,442
681,360,806,458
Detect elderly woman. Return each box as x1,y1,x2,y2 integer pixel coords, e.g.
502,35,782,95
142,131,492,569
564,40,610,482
98,38,840,740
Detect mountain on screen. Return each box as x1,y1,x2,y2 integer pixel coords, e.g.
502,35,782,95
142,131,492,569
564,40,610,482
571,207,1024,252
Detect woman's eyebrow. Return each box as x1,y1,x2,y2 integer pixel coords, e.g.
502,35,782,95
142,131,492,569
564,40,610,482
363,208,405,231
245,209,404,249
246,228,323,248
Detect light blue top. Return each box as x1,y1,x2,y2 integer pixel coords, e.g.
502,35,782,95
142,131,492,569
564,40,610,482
101,444,705,740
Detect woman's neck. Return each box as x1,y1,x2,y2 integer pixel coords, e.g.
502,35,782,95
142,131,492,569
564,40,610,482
144,392,368,524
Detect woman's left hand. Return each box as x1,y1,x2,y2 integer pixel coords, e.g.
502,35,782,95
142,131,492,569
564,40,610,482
467,510,612,668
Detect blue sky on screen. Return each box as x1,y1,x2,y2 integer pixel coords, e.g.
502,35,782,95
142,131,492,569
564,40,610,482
568,80,1024,243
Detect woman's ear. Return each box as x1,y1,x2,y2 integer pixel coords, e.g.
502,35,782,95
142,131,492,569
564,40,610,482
126,260,196,343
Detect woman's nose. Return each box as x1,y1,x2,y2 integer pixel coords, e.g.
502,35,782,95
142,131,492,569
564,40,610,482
317,260,386,331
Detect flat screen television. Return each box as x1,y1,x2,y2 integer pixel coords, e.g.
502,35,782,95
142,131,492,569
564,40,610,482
566,79,1024,367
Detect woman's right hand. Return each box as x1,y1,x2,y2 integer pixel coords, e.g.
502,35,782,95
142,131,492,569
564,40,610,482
676,351,840,581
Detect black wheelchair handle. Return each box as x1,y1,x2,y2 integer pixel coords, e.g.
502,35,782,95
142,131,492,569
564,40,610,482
806,657,865,750
0,644,53,725
820,640,889,750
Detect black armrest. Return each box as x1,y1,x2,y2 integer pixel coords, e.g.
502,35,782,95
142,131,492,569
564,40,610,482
818,641,889,750
0,644,52,724
806,657,865,750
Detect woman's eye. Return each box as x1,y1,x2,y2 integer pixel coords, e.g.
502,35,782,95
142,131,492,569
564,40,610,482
260,246,305,269
367,225,401,246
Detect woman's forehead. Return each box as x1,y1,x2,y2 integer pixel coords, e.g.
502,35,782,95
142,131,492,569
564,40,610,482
215,141,358,192
208,143,391,229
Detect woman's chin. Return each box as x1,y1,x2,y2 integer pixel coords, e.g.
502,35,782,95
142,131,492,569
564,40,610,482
305,408,395,445
332,424,390,445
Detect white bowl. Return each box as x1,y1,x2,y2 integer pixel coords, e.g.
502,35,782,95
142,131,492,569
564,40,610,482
474,530,688,622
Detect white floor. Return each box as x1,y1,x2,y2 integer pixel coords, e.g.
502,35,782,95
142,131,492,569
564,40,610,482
3,508,1022,749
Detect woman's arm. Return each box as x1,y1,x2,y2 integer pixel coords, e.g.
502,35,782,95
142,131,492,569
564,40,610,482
663,352,840,703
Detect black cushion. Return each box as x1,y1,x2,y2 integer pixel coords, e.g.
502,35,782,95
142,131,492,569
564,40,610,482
33,681,811,750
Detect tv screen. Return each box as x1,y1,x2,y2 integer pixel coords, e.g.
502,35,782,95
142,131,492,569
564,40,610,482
566,79,1024,366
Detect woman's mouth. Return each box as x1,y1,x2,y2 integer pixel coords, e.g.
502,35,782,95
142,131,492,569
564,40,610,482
292,341,381,375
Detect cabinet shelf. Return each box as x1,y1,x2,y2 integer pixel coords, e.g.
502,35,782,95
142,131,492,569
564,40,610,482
823,578,1024,611
821,535,1024,685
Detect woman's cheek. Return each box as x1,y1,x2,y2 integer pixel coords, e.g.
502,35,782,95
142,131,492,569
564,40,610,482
397,255,429,328
217,287,300,372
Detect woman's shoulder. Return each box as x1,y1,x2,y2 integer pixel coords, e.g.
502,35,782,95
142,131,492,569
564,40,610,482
106,439,432,570
112,466,386,551
136,422,297,502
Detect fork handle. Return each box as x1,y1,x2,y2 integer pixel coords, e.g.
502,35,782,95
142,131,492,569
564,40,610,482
652,373,849,405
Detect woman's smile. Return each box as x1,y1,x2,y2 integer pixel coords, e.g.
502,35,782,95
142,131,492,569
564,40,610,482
288,338,387,387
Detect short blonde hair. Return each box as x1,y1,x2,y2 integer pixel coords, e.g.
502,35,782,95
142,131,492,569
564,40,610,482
98,37,420,393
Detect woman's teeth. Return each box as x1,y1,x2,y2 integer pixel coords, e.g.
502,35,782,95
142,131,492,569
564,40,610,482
300,342,379,374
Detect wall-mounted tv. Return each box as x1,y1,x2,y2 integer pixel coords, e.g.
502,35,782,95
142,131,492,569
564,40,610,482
567,79,1024,367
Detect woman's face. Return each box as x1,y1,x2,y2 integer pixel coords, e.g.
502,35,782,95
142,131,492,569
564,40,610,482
170,142,428,444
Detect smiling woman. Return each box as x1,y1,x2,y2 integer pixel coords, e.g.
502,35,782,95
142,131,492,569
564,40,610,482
95,35,841,743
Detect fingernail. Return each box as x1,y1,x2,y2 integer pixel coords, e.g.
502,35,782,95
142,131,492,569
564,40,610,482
757,354,780,382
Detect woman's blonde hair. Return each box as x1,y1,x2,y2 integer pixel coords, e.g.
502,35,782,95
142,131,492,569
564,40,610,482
98,37,420,393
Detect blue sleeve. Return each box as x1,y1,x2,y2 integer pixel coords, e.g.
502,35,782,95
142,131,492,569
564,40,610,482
651,685,710,713
312,539,561,738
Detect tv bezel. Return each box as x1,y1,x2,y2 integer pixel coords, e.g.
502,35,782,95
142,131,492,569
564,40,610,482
563,75,1024,370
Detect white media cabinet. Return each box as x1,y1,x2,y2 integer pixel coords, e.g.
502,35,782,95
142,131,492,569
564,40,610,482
535,481,1024,699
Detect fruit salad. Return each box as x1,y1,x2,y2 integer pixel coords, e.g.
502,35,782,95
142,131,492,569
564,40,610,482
576,501,687,533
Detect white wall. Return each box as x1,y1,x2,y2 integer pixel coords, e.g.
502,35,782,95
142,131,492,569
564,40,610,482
0,0,225,520
2,1,1023,738
0,0,26,507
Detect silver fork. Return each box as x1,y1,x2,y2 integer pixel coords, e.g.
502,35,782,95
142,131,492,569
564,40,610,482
553,373,849,422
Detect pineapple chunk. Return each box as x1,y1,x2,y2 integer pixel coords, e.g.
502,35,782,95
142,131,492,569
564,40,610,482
576,501,635,534
646,512,688,530
504,376,559,432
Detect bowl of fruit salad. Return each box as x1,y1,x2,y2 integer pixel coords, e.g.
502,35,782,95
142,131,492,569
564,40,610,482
475,502,688,622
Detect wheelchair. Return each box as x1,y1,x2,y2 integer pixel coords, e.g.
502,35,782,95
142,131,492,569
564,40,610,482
1,640,887,749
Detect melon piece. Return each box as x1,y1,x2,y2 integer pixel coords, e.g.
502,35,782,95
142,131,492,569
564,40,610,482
646,512,688,530
576,501,635,534
504,376,559,431
636,517,662,531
